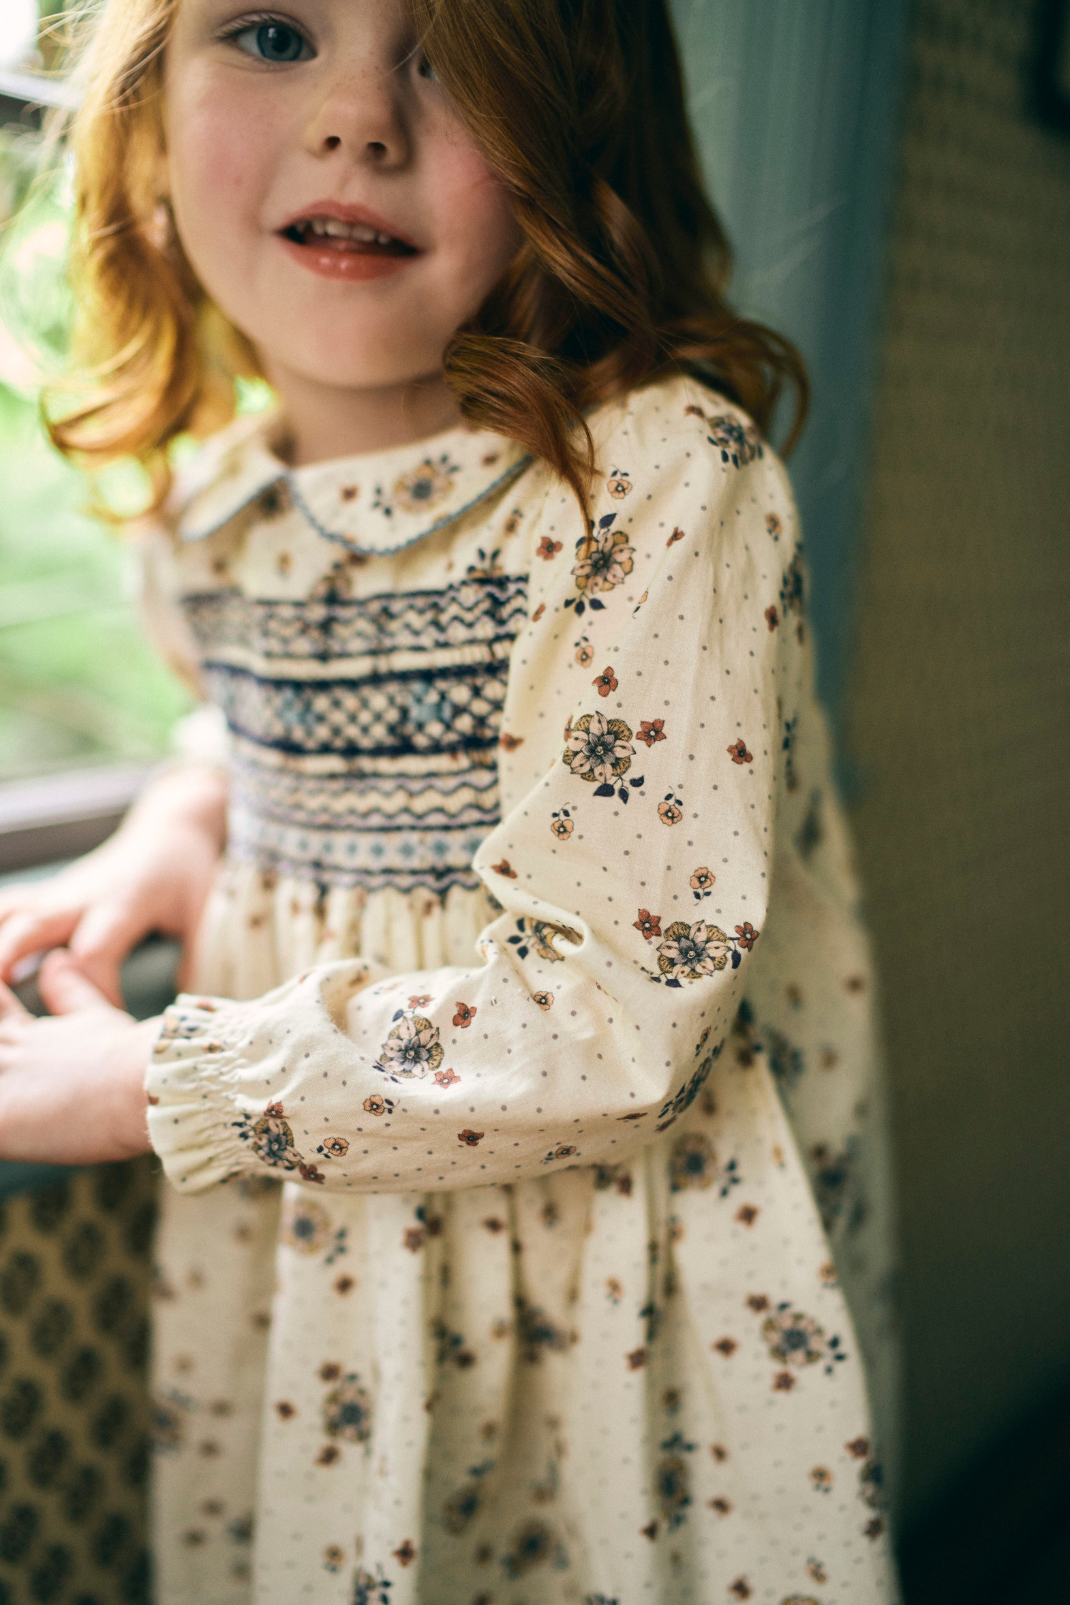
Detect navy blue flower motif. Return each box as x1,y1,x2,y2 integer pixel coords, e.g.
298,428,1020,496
707,415,764,468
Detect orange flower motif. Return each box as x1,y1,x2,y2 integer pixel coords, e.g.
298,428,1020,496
709,1497,732,1516
457,1129,484,1146
735,1205,759,1226
845,1436,871,1459
532,990,554,1010
434,1068,460,1088
713,1337,738,1357
453,1002,477,1028
633,909,662,941
666,525,685,547
765,605,779,631
773,1371,796,1391
735,922,759,950
728,1580,752,1600
592,665,618,697
403,1228,424,1253
491,858,517,878
537,535,562,560
393,1541,416,1567
627,1347,648,1370
637,718,666,746
499,732,524,751
728,738,753,764
531,602,546,622
746,1294,770,1312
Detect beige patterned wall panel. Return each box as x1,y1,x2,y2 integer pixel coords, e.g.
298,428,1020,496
846,0,1070,1524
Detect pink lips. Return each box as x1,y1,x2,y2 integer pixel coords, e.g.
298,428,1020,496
277,199,420,282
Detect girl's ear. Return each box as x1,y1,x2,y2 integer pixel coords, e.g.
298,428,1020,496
148,197,173,252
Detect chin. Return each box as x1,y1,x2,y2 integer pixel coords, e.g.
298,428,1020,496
286,350,447,393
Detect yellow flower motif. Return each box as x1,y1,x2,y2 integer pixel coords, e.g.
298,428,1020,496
376,1015,444,1079
572,527,635,595
670,1131,716,1191
657,920,731,979
282,1199,333,1256
563,711,635,785
391,455,459,514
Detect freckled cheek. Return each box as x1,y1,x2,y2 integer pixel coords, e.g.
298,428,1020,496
167,85,279,241
429,149,520,287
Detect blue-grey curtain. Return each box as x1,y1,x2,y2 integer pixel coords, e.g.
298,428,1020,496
670,0,911,725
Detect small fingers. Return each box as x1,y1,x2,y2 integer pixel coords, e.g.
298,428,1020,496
37,950,116,1017
0,977,32,1036
69,900,152,1008
0,909,79,982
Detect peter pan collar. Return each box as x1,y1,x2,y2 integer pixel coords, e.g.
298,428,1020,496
173,409,531,555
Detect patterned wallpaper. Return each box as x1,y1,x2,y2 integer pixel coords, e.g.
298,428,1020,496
846,0,1070,1526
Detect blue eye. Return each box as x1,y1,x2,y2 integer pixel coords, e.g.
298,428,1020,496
233,20,310,63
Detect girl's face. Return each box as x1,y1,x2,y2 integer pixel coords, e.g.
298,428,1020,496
163,0,521,436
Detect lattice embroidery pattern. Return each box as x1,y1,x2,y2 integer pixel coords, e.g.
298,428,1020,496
201,660,509,759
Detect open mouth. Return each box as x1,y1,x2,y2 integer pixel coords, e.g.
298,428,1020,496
280,218,418,256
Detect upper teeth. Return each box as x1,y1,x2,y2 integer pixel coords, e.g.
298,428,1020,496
306,218,393,244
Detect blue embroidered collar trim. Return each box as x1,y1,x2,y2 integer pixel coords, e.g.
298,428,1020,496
172,410,531,552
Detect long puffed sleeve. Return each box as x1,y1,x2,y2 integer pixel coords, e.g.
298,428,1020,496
146,386,805,1193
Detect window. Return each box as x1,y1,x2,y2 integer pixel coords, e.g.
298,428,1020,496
1,7,192,866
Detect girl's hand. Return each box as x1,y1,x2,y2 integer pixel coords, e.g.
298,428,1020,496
0,764,227,1006
0,950,158,1164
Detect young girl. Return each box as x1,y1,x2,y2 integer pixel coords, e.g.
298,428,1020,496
0,0,898,1600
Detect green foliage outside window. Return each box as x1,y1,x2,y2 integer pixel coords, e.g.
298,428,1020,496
0,23,192,783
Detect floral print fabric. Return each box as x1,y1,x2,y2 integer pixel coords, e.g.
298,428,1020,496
140,377,898,1604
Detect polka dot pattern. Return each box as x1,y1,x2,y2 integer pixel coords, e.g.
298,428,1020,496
141,378,898,1602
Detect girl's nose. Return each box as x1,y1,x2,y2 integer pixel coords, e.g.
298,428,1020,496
302,72,410,167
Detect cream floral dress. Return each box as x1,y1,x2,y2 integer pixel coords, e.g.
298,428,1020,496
139,375,899,1605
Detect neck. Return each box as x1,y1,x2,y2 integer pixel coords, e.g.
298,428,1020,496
263,366,465,465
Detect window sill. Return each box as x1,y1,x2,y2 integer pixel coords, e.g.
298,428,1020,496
0,763,155,875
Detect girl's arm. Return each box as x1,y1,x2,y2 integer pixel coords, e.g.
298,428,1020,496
0,761,227,1004
145,401,808,1194
0,518,227,1005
